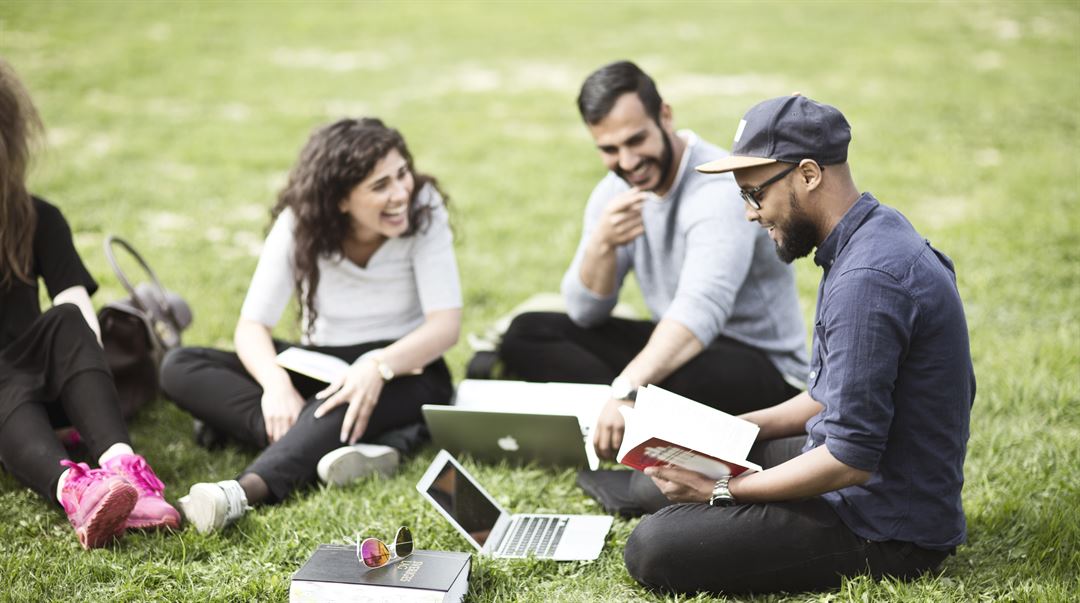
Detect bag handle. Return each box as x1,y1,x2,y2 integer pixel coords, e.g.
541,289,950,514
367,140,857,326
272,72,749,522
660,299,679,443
102,235,180,329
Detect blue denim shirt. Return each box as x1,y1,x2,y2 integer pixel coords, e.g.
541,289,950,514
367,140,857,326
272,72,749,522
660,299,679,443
803,193,975,550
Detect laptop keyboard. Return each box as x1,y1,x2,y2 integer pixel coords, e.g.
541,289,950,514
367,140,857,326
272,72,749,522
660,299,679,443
497,515,569,558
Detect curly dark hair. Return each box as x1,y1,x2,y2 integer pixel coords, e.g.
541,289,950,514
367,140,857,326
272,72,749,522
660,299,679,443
270,117,448,337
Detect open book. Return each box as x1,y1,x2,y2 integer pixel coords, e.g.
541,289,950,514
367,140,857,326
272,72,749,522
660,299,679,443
275,347,349,384
617,385,762,479
276,347,425,384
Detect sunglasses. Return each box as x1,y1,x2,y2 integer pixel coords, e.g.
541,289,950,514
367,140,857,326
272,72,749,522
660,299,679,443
352,526,414,569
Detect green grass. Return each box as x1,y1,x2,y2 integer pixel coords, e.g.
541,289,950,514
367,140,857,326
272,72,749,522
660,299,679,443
2,1,1078,601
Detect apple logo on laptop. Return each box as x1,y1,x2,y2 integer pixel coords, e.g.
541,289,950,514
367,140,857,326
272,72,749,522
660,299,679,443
497,435,520,452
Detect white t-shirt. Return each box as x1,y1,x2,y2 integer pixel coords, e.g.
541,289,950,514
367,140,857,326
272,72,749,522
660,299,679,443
240,185,462,346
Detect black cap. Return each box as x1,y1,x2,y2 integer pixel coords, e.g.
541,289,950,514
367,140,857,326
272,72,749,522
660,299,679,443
696,95,851,173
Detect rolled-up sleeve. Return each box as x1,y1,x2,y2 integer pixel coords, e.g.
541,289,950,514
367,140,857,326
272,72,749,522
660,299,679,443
561,179,632,327
662,184,755,345
813,268,917,472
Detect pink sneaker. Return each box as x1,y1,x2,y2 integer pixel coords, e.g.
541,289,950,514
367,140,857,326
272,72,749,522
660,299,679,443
102,454,181,530
59,460,138,549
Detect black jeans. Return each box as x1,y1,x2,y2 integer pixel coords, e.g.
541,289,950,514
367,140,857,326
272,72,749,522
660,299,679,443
499,312,799,414
0,306,130,503
623,437,951,594
160,341,452,503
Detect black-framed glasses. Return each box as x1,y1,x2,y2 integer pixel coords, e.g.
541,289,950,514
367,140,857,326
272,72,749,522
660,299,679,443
739,163,798,210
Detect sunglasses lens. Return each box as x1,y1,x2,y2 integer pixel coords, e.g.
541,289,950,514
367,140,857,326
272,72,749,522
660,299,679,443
360,538,391,568
394,526,413,557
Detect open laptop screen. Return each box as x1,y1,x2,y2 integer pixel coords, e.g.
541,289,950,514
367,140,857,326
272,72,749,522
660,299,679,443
424,459,502,546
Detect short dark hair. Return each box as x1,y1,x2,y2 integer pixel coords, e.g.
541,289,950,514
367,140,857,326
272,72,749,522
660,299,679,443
577,60,663,125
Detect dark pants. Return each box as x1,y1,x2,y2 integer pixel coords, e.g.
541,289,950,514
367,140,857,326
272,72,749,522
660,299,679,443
159,341,452,503
0,306,130,503
623,437,951,594
499,312,799,414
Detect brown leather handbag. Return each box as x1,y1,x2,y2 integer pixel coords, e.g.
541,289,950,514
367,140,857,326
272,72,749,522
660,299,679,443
97,235,192,419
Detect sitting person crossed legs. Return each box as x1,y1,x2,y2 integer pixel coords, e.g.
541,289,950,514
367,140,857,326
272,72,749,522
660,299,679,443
497,62,809,512
160,118,461,532
621,95,975,594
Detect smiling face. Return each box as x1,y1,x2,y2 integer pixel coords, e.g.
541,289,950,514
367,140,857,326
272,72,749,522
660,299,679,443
735,163,821,263
339,148,415,242
587,92,676,194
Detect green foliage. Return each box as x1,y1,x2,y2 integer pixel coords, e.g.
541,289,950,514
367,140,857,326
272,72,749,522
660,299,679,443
2,1,1078,601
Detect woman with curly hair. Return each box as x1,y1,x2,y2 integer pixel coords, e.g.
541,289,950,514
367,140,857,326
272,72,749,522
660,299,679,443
161,118,461,532
0,59,179,548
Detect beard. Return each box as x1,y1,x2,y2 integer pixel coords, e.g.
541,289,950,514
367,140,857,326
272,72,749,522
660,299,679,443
773,193,820,264
614,127,675,192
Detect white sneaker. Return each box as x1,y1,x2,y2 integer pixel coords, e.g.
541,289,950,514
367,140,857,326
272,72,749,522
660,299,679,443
178,480,249,534
317,444,400,487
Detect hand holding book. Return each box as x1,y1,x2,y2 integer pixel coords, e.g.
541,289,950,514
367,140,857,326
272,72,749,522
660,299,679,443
616,385,762,480
642,463,721,503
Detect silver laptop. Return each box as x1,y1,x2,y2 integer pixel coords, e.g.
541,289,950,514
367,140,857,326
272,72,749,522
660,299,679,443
422,405,599,470
416,450,613,561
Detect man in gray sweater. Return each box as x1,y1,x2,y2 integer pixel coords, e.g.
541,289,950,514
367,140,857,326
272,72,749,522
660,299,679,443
499,61,808,465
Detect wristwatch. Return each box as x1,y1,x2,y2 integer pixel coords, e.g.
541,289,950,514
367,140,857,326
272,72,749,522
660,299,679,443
371,356,394,382
708,475,736,507
361,349,395,381
610,376,638,402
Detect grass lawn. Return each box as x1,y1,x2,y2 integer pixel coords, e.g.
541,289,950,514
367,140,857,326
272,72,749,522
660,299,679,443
2,1,1078,601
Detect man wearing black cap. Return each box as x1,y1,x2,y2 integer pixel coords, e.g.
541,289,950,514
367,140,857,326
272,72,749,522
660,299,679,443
621,95,976,594
497,61,809,463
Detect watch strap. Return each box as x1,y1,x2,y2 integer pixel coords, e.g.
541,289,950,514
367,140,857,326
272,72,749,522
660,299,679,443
359,349,395,381
610,376,638,401
709,475,735,507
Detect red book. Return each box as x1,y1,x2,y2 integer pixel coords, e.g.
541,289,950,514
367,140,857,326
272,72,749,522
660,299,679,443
616,385,762,479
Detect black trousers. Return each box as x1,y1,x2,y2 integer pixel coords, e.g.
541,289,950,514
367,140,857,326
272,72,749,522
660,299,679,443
623,437,951,594
159,341,452,503
499,312,799,414
0,305,130,503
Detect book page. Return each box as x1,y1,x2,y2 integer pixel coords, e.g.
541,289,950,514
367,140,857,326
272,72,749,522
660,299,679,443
618,405,762,477
633,385,759,462
275,348,349,384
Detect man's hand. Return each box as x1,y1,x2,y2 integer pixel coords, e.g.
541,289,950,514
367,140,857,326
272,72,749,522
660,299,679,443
314,358,385,444
591,188,648,253
260,378,306,444
644,465,716,504
593,397,633,460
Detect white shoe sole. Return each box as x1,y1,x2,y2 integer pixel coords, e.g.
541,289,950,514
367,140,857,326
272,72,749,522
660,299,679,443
179,483,228,534
317,444,400,487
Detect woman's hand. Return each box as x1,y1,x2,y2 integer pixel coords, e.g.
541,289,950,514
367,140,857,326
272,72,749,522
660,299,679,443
313,358,385,444
261,377,306,444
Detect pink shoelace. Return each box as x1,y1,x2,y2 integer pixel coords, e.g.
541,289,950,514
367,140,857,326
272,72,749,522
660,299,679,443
110,455,165,497
58,460,106,514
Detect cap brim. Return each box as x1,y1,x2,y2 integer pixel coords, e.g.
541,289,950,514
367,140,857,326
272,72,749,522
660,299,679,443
695,155,778,174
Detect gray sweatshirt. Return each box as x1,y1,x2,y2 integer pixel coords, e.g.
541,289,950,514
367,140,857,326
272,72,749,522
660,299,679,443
561,131,809,385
